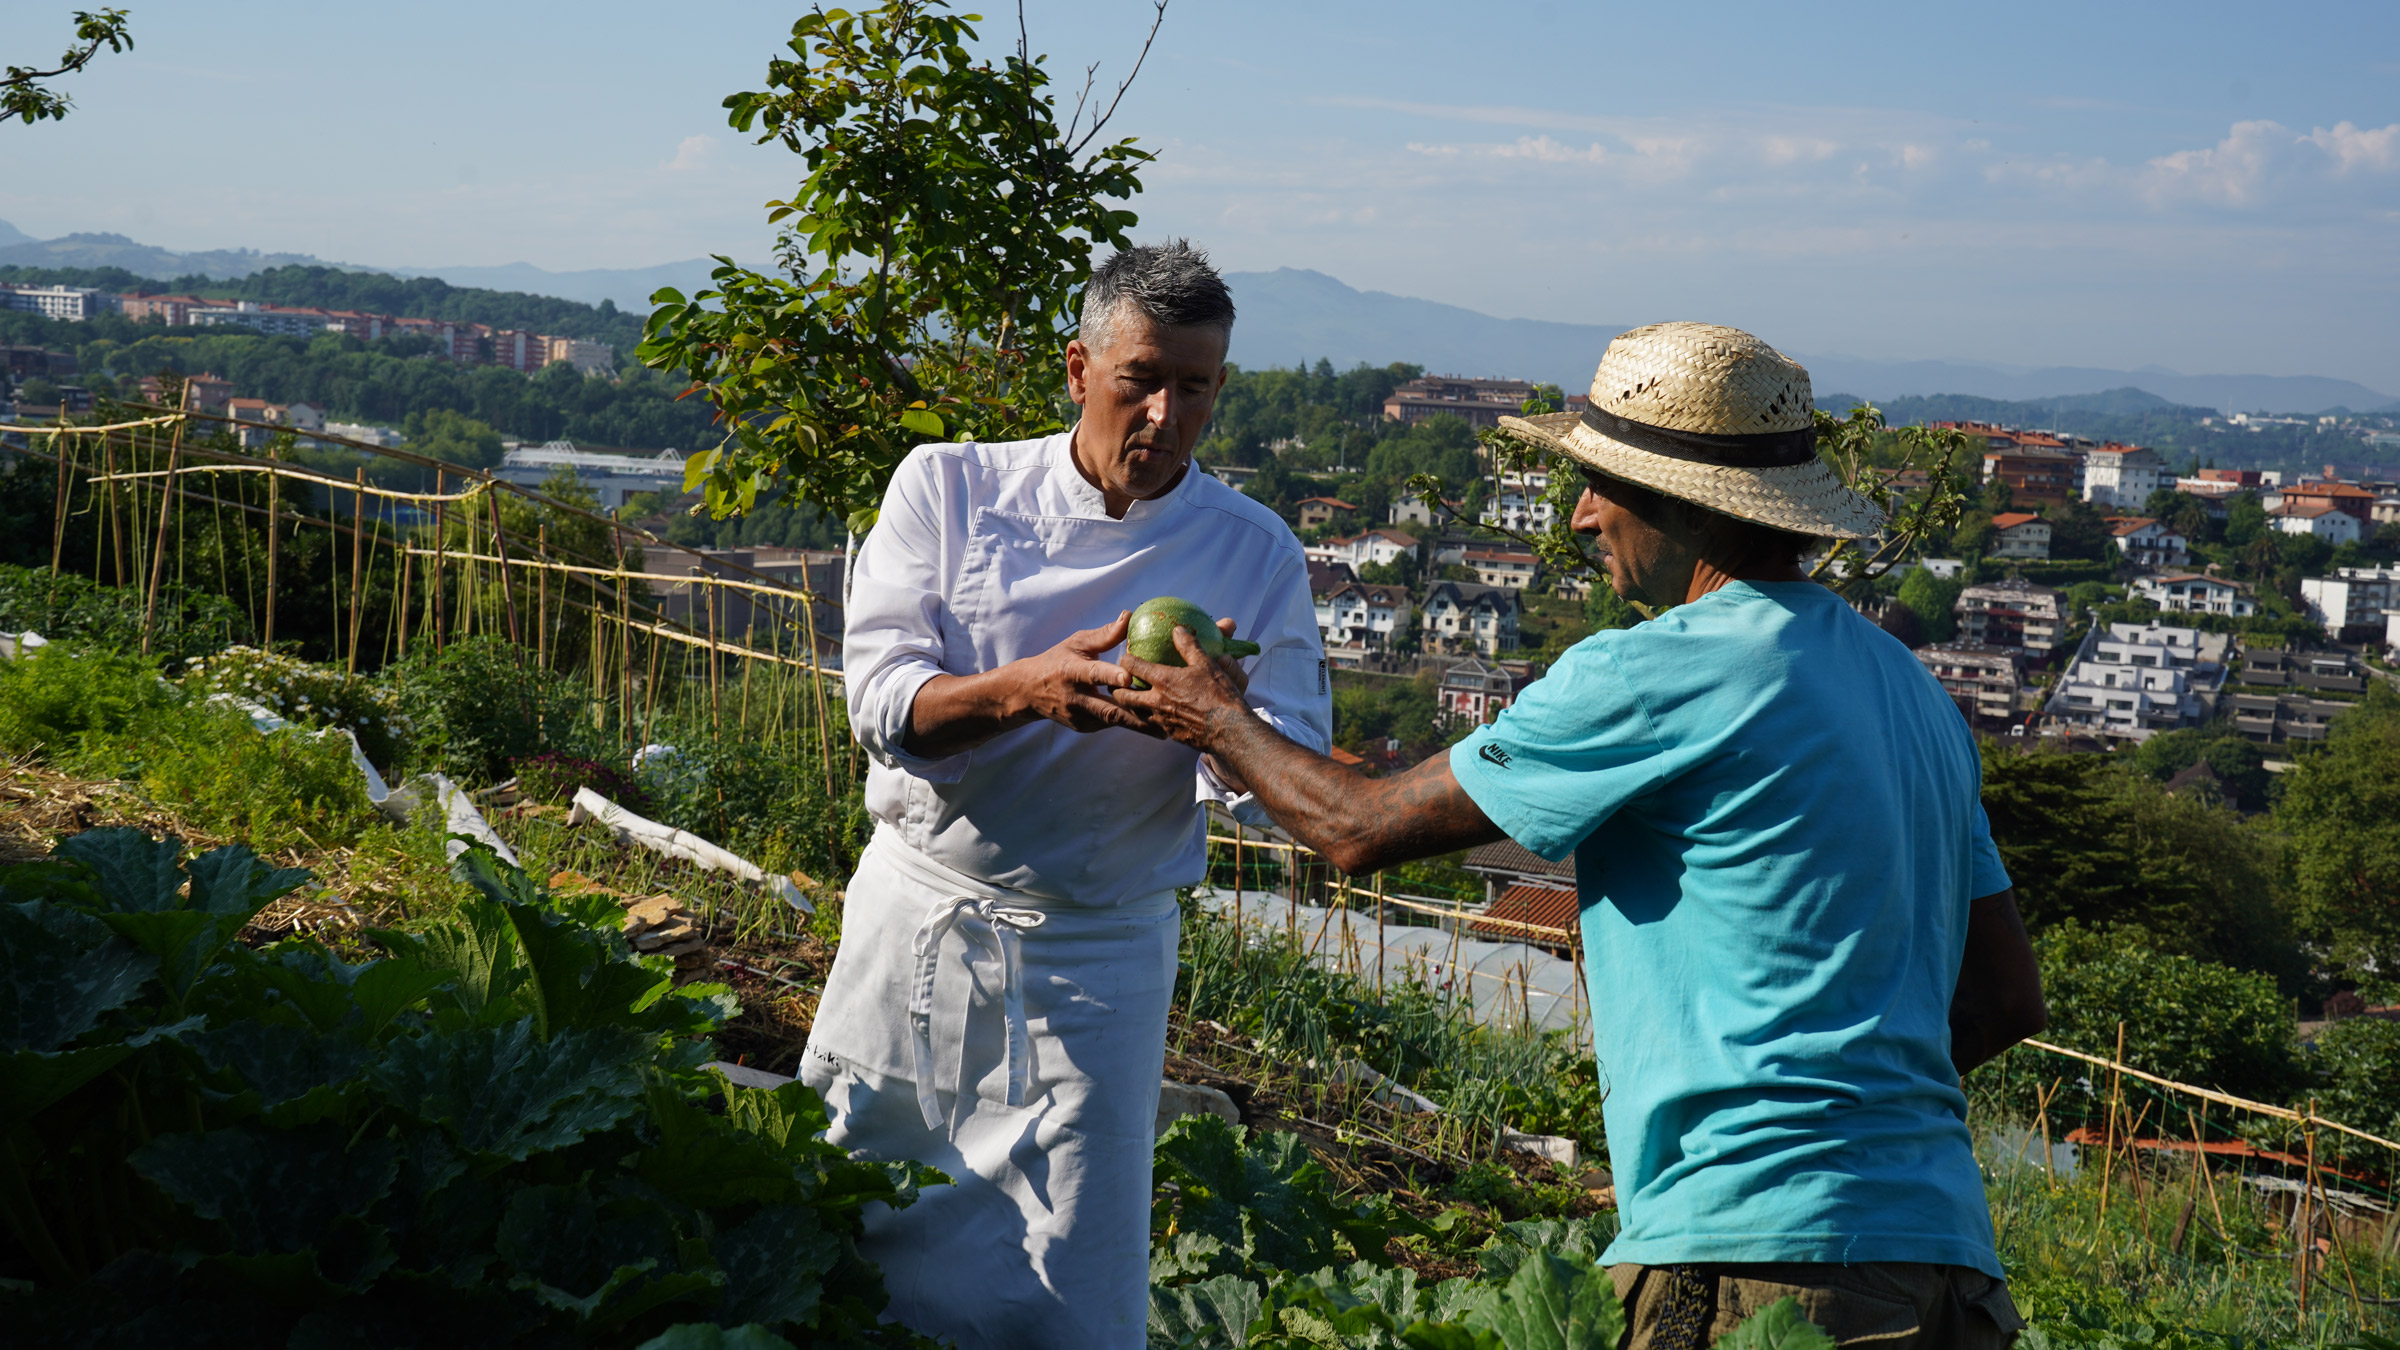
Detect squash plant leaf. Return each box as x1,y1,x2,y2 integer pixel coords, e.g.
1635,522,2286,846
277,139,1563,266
54,826,185,912
371,1019,648,1160
712,1205,841,1327
1464,1252,1625,1350
0,897,156,1052
1712,1298,1836,1350
132,1122,399,1261
1147,1272,1266,1348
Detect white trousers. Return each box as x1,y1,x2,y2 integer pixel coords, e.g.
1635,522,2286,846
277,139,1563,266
801,830,1179,1350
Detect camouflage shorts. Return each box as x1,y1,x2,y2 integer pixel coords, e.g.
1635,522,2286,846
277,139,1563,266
1608,1260,2026,1349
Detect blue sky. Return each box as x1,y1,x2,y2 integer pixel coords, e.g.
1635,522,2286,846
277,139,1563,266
5,0,2396,386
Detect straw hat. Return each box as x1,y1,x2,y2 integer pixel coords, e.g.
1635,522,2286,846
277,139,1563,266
1496,322,1884,540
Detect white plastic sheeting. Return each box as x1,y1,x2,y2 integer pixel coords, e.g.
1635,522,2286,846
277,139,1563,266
380,772,520,867
566,787,813,913
1189,887,1588,1036
0,630,49,659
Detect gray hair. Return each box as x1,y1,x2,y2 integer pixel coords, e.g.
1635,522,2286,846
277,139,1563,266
1079,239,1236,354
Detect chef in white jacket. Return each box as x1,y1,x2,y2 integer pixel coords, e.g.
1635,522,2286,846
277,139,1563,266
802,240,1332,1349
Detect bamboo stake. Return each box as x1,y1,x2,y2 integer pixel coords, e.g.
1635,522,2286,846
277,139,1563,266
348,470,367,673
484,485,521,646
2308,1099,2366,1317
537,524,549,671
2187,1106,2232,1264
104,439,127,586
263,442,280,650
706,573,722,735
139,384,193,653
617,535,633,742
47,414,71,613
431,473,447,652
801,591,836,798
395,516,413,658
2035,1078,2060,1193
2098,1021,2127,1239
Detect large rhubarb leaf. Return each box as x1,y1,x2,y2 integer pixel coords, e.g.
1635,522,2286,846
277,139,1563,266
54,827,185,912
371,1018,648,1159
132,1122,398,1258
0,898,155,1052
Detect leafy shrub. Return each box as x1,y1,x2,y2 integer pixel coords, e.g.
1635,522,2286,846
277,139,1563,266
183,643,411,769
1150,1114,1410,1284
2306,1016,2400,1164
392,635,601,785
124,701,382,854
0,562,250,667
514,750,651,813
0,643,178,757
0,830,936,1346
2032,925,2299,1106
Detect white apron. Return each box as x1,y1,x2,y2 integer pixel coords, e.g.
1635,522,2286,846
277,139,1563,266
802,828,1179,1350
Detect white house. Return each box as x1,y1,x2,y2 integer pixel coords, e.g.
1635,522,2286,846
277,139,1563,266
1988,513,2051,559
2081,443,2165,508
1462,546,1538,590
1302,528,1419,572
2270,501,2363,546
1420,581,1519,657
2108,517,2189,569
2300,565,2400,638
1479,469,1555,534
1317,582,1413,658
2132,573,2255,617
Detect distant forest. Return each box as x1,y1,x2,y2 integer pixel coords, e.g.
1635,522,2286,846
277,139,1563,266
0,308,714,452
0,263,646,351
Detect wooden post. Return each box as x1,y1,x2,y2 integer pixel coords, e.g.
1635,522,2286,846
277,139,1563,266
2098,1021,2126,1237
617,537,633,742
1232,822,1245,949
706,572,722,734
1375,872,1386,996
47,421,71,601
348,469,367,673
802,590,836,799
395,517,413,658
2035,1078,2060,1193
2295,1105,2313,1319
140,385,193,654
104,438,127,585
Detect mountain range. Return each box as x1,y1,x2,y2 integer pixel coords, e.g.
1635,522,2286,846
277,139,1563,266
1220,268,2399,416
2,224,2390,414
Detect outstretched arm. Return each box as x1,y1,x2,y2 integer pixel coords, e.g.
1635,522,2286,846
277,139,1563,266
1117,626,1505,874
1950,887,2046,1076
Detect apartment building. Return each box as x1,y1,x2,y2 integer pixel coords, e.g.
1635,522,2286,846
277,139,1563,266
2,284,118,321
2045,622,2230,742
1382,376,1538,428
1461,545,1538,590
2270,500,2363,545
1980,446,2080,506
1956,577,2065,657
1480,469,1555,533
1303,528,1419,572
2227,649,2369,744
1914,642,2025,724
2266,481,2378,524
1316,582,1413,661
2082,443,2165,507
2300,565,2400,639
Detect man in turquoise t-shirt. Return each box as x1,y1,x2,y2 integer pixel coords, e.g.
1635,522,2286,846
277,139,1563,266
1120,323,2046,1348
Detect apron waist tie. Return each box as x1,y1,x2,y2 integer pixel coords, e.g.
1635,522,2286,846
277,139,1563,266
908,894,1049,1132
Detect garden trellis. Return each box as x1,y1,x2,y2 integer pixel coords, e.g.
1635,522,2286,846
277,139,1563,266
5,401,849,784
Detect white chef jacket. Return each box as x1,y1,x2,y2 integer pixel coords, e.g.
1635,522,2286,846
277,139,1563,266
844,430,1331,907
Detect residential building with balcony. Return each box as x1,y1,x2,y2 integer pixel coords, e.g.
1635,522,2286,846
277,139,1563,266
2300,565,2400,639
189,302,333,339
1914,642,2025,724
545,336,615,375
0,284,117,321
1981,446,2080,505
1461,545,1538,590
1421,581,1520,657
2132,572,2255,617
119,293,206,325
2265,481,2378,524
1955,577,2064,657
2044,622,2230,742
2082,443,2165,507
1988,512,2052,559
1480,469,1555,533
2240,647,2370,695
1316,582,1412,663
2108,516,2189,568
2228,691,2354,744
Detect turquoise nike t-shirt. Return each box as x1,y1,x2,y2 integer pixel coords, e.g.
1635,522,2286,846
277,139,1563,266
1451,580,2012,1276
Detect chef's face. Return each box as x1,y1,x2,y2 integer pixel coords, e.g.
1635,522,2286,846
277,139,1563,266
1066,307,1229,511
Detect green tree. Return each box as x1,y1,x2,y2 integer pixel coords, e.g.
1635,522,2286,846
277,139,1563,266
1896,568,1963,643
1584,583,1644,633
402,408,505,469
2127,723,2272,813
2043,497,2115,562
2032,925,2299,1103
639,0,1164,527
2276,684,2400,994
2224,493,2268,546
3,8,130,124
1980,742,2296,980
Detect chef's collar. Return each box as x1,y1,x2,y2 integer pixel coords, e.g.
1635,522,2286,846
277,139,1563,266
1054,426,1194,523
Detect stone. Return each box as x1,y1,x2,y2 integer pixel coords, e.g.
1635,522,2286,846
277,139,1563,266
1498,1128,1577,1168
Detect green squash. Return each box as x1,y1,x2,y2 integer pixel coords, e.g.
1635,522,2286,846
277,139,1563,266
1124,596,1259,688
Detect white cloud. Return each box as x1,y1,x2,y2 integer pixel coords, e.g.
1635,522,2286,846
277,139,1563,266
663,135,719,173
2305,120,2400,174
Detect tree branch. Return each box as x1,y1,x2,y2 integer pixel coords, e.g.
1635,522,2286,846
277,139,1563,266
1066,0,1168,157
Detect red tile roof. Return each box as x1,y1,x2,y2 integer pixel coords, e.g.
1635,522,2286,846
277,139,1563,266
1472,884,1580,945
1990,512,2043,530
